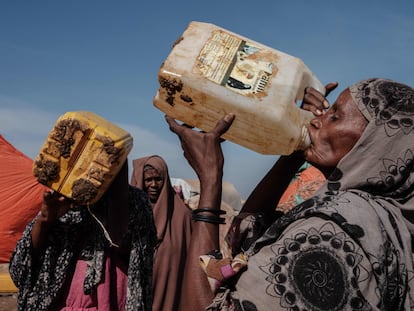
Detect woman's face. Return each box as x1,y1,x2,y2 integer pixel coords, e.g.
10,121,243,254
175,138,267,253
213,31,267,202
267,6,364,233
143,167,164,204
304,88,368,176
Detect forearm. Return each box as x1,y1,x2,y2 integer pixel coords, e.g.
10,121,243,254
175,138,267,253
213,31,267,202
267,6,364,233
31,214,53,259
180,178,222,310
180,221,219,310
165,113,234,310
30,191,72,258
241,152,305,217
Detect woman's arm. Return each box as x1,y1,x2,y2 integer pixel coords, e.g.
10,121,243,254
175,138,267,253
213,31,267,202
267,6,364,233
166,113,235,310
240,82,338,218
224,152,306,256
9,191,73,291
241,152,305,216
31,191,73,259
165,82,337,309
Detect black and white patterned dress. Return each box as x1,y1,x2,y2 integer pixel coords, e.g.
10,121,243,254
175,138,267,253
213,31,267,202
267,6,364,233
9,186,157,311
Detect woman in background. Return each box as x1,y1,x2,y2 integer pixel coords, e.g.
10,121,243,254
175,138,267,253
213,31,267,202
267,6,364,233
131,155,192,311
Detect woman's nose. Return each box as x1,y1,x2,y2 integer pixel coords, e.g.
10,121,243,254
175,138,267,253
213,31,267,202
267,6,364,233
310,116,322,129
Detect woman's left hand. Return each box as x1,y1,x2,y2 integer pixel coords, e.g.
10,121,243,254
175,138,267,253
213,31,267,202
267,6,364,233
39,191,74,224
302,82,338,116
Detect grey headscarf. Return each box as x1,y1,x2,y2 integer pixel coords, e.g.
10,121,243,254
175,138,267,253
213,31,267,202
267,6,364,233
327,78,414,207
314,78,414,309
225,78,414,311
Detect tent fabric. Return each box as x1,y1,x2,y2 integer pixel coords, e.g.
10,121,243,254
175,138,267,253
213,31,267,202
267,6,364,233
0,135,47,263
277,163,326,213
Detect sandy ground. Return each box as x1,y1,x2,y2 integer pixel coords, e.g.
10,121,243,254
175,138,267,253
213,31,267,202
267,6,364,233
0,264,17,311
0,293,17,311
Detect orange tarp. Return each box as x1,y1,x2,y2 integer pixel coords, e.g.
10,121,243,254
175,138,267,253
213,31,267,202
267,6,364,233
277,164,326,213
0,135,47,263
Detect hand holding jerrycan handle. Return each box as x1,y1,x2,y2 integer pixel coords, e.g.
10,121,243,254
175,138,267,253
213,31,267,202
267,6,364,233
153,21,325,155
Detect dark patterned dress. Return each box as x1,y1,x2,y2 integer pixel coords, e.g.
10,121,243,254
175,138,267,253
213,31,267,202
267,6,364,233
9,186,156,311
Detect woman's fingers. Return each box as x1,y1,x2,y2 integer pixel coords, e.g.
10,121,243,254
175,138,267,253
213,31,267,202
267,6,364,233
166,113,235,138
165,113,235,182
165,115,183,135
302,82,338,116
302,89,327,115
325,82,338,97
211,113,235,137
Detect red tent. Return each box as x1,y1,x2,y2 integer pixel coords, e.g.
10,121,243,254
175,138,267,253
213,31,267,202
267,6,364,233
0,135,47,263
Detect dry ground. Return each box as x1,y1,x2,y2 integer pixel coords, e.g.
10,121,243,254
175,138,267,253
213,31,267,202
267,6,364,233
0,293,17,311
0,264,17,311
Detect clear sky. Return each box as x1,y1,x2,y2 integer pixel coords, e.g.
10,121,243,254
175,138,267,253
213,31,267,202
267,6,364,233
1,1,413,199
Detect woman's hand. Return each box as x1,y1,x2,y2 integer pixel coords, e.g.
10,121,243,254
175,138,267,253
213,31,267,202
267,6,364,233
31,191,74,258
39,191,74,224
166,113,235,310
302,82,338,116
165,113,235,184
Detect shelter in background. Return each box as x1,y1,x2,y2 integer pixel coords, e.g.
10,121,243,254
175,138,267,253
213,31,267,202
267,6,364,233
0,135,46,263
0,135,47,292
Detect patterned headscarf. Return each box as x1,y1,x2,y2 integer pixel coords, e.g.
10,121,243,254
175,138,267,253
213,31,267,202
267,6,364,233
310,78,414,309
327,78,414,206
225,78,414,311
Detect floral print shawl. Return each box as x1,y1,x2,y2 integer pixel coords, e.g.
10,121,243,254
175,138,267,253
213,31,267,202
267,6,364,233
9,186,157,311
212,79,414,310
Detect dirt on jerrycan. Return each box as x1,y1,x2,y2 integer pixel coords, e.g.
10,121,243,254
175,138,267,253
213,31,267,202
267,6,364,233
33,111,133,205
153,21,325,155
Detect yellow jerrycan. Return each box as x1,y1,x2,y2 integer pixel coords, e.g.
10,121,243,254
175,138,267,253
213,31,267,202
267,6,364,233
33,111,133,205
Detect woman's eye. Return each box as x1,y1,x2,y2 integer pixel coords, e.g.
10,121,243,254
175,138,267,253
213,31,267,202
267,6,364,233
329,113,339,121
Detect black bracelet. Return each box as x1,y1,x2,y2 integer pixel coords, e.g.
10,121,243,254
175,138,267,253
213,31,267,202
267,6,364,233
192,208,226,215
192,213,226,224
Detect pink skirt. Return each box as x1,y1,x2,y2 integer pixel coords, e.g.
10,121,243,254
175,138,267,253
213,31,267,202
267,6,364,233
54,252,128,311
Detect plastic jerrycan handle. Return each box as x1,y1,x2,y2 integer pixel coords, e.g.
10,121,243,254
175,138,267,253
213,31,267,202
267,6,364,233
295,67,326,115
293,68,326,151
297,65,326,101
